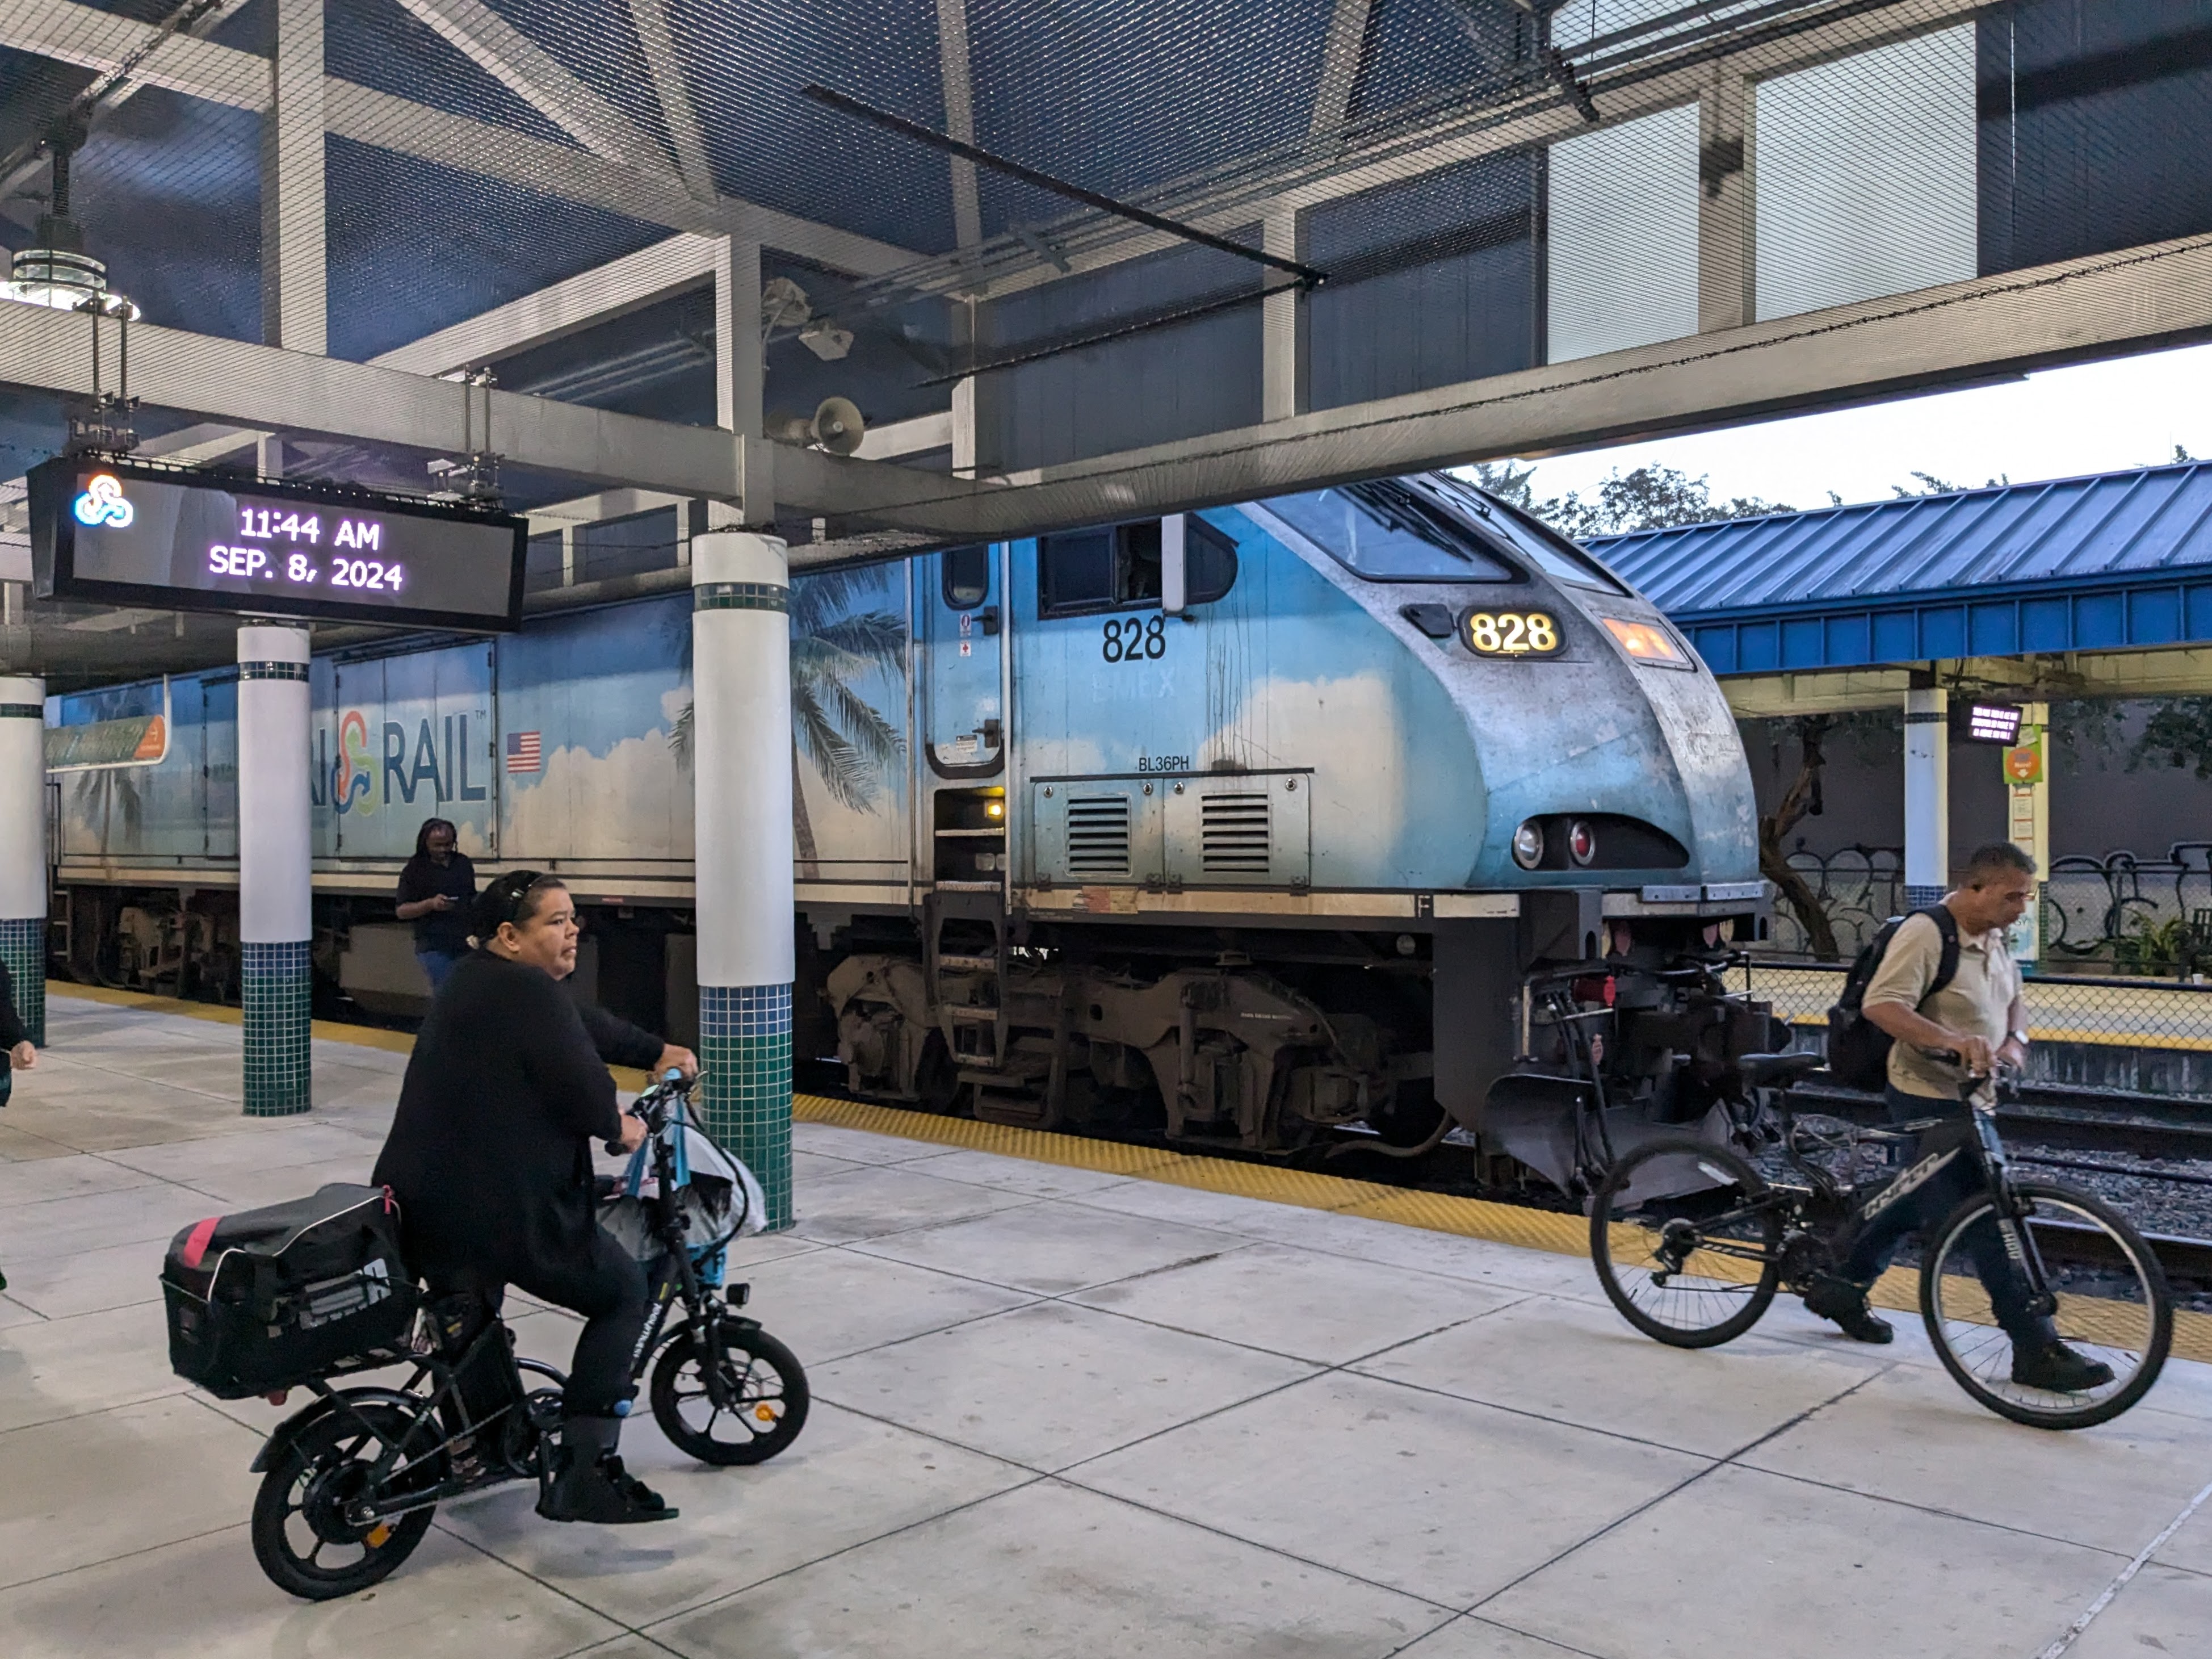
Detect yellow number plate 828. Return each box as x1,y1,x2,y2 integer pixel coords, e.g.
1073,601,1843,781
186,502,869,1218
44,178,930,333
1463,610,1561,657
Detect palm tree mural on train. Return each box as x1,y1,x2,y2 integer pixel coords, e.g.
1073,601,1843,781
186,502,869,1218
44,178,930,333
671,567,906,875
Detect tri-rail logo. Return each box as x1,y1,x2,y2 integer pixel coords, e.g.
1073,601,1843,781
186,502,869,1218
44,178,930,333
72,474,133,529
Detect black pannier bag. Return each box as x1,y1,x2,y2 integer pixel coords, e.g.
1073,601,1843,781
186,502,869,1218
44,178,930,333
162,1183,421,1399
1826,906,1959,1091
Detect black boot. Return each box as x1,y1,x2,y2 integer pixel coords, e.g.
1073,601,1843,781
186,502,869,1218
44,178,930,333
2012,1340,2116,1393
1802,1273,1894,1344
537,1416,678,1524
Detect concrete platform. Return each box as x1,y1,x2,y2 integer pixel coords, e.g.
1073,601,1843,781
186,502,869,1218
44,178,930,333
3,987,2210,1658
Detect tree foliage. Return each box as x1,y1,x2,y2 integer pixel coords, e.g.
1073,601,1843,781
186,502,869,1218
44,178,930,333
1471,460,1791,539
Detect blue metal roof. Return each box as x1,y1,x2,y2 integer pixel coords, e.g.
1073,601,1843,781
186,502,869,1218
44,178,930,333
1590,462,2212,677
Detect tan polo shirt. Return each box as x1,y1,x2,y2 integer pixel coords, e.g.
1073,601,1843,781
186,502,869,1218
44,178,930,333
1861,909,2022,1099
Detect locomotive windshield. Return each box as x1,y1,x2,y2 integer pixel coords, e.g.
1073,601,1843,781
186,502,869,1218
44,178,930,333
1420,475,1627,594
1259,481,1516,582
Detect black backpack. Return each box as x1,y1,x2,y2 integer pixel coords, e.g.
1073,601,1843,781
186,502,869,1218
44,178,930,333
1826,907,1959,1090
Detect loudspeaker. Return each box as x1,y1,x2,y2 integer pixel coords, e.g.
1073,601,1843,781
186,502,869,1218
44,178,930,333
766,397,867,455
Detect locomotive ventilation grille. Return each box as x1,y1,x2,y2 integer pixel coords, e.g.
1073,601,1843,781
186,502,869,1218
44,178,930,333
1065,795,1132,875
1201,792,1271,873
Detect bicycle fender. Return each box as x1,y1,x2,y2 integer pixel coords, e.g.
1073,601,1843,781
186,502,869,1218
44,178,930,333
656,1314,762,1357
248,1387,424,1473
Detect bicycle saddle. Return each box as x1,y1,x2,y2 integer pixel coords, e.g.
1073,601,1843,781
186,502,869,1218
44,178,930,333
1735,1051,1824,1087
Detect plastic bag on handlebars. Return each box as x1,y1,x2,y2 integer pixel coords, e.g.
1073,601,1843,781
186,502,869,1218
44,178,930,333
597,1101,767,1278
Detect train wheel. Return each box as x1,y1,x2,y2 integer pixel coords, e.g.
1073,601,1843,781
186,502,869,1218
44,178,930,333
913,1032,966,1115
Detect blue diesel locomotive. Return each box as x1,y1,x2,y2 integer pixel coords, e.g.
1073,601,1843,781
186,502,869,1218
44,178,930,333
46,472,1773,1182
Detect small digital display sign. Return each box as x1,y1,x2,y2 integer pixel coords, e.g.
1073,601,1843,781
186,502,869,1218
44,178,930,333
1965,702,2024,744
28,457,526,631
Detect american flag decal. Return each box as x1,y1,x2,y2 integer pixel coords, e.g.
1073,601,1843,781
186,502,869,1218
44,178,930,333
505,731,542,774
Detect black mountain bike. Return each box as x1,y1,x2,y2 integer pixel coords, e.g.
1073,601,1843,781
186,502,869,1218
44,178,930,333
247,1072,808,1599
1590,1053,2173,1430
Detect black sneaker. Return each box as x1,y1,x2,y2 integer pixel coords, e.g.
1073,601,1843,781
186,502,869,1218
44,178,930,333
536,1450,679,1524
1802,1273,1894,1344
2011,1341,2115,1393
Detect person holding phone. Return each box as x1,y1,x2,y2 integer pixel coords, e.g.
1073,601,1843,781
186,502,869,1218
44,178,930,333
395,818,476,992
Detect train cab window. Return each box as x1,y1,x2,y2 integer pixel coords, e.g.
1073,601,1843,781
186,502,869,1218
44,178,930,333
1259,481,1516,583
942,544,990,608
1184,515,1239,604
1425,475,1627,594
1039,521,1163,616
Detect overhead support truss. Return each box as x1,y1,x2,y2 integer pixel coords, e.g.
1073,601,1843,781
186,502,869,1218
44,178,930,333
9,225,2212,541
0,0,920,277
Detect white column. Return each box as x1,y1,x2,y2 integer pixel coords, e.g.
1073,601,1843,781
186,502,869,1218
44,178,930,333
1261,206,1305,422
261,0,327,355
713,236,763,442
691,533,795,1226
1904,684,1949,908
238,625,313,1115
0,676,47,1047
2007,700,2050,963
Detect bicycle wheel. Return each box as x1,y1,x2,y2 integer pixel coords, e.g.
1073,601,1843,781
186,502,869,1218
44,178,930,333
250,1402,444,1601
650,1322,810,1465
1590,1137,1783,1348
1921,1181,2172,1430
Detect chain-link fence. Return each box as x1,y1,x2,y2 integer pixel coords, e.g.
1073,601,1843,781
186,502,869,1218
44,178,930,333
1730,961,2212,1070
1768,845,2212,974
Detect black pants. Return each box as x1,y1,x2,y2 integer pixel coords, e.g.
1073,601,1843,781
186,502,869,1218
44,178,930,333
431,1231,650,1422
1837,1087,2053,1346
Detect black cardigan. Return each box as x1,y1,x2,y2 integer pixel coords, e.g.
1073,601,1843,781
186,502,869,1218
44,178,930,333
0,958,27,1051
373,951,656,1287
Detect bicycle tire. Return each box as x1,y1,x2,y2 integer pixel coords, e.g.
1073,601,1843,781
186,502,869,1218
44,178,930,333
650,1323,810,1465
1590,1137,1783,1348
1920,1180,2173,1431
250,1402,442,1601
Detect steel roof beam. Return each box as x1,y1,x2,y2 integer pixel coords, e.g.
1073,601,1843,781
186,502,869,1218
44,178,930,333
0,0,920,277
0,295,999,522
920,0,1989,305
851,228,2212,539
623,0,719,202
934,0,983,251
12,225,2212,542
389,0,668,174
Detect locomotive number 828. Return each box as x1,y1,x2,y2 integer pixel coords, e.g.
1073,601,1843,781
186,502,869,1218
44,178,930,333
1463,609,1562,657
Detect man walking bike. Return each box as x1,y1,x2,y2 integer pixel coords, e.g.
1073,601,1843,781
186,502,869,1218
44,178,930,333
1803,841,2113,1392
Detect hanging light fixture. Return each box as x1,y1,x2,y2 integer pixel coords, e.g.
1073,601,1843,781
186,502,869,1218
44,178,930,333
6,122,138,321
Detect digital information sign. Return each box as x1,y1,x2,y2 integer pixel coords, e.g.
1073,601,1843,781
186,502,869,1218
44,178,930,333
28,457,527,631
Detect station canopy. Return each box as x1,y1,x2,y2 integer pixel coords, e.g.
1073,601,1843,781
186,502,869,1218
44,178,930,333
4,2,2212,689
1597,460,2212,676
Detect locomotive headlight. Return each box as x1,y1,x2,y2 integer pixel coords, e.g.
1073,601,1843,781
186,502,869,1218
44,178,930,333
1568,820,1597,866
1511,820,1544,870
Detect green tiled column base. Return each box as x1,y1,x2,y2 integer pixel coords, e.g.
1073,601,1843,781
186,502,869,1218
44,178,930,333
242,940,312,1117
700,983,793,1230
0,917,43,1047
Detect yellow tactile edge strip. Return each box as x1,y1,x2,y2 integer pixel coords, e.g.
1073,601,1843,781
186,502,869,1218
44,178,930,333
50,982,2212,1368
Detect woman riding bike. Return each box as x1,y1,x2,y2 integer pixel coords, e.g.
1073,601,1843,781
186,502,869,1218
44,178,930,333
372,869,685,1524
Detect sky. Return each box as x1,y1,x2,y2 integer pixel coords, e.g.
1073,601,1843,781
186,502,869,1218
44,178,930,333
1497,340,2212,513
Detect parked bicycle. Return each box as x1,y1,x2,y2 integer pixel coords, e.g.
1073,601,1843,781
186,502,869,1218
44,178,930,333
245,1071,807,1598
1589,1051,2173,1429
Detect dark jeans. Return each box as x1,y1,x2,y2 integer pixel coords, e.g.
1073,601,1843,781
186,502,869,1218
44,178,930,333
1838,1086,2053,1346
430,1232,650,1423
417,949,465,992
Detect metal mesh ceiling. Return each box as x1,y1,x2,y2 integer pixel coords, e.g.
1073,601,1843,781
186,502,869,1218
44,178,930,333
0,2,2207,491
